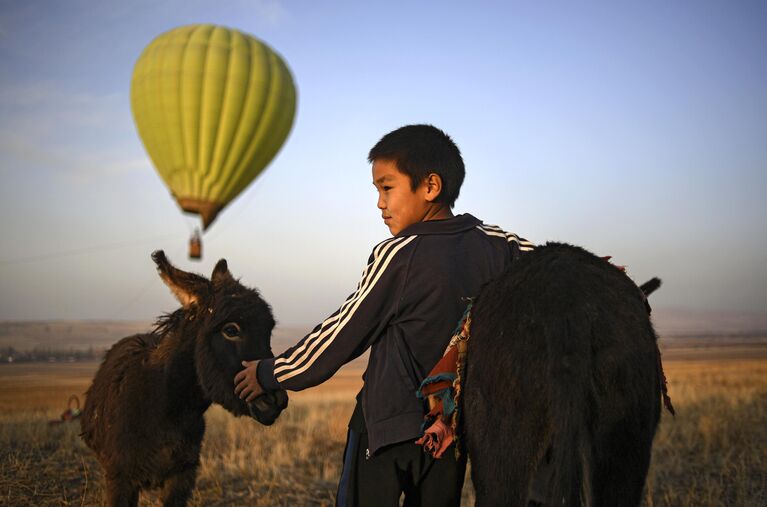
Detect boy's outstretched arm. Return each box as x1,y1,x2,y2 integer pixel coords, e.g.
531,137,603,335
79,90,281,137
244,235,416,394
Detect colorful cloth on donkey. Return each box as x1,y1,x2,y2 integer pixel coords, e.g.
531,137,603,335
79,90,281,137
415,303,471,458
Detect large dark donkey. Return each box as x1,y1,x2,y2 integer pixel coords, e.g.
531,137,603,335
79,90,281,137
464,243,667,506
80,251,288,506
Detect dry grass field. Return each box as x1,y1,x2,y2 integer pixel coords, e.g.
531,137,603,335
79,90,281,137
0,347,765,506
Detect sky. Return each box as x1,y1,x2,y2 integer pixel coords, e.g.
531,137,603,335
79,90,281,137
0,0,765,325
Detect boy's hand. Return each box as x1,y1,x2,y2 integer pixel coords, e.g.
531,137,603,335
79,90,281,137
234,360,264,402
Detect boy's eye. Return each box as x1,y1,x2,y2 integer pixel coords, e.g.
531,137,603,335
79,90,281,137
383,186,392,191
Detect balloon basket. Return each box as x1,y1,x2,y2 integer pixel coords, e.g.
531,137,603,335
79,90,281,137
189,231,202,260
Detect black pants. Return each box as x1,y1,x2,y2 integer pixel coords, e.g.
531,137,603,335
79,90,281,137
336,429,467,507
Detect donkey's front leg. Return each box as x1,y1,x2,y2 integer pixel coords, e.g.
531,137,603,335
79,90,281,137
160,466,198,507
105,475,139,507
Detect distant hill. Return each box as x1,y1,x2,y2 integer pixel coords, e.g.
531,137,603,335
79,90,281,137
0,320,312,354
0,321,152,351
0,320,374,370
651,307,767,337
2,306,766,355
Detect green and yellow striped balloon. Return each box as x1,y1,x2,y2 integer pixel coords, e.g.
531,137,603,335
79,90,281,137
131,24,296,229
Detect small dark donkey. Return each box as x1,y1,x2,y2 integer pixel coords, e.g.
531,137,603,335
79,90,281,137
80,251,288,506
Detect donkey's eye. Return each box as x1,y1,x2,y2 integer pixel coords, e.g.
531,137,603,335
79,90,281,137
221,323,241,341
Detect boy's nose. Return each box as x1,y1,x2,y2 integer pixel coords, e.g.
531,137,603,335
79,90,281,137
377,195,385,209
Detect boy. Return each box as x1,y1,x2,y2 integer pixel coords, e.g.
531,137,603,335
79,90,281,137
235,124,534,506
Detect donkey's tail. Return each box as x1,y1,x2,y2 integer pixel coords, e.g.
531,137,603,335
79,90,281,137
544,314,594,507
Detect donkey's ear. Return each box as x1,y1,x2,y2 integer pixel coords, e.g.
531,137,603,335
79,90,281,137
152,250,209,308
211,258,234,285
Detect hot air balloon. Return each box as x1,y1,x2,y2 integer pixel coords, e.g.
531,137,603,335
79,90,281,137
131,24,297,259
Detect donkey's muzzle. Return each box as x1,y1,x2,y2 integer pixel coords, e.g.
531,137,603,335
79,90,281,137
247,389,288,426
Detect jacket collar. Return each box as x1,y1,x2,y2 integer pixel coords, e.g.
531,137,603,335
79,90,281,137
395,213,482,237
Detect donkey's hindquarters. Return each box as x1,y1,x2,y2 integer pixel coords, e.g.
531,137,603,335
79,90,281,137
464,243,662,506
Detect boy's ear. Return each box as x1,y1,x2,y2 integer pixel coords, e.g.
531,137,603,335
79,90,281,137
424,173,443,202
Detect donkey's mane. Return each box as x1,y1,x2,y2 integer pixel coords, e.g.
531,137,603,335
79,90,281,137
152,308,186,337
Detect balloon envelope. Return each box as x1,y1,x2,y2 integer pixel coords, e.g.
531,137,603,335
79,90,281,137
131,24,296,229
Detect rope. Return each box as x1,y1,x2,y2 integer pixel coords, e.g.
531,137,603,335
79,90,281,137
657,346,676,416
451,301,472,459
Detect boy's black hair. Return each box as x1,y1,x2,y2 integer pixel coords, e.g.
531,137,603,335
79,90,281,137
368,124,465,208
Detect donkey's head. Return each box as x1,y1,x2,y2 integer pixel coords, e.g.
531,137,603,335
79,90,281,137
152,250,288,425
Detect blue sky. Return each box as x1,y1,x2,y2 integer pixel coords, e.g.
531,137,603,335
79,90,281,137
0,0,765,324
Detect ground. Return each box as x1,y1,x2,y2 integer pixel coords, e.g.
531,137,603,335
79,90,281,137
0,344,765,506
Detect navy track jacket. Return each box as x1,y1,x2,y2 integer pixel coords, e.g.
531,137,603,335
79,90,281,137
258,214,534,454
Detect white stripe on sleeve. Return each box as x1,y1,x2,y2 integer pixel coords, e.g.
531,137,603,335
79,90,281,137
477,224,536,250
274,236,413,377
276,235,416,382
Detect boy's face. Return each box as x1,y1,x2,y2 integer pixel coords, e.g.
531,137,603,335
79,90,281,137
372,159,431,236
